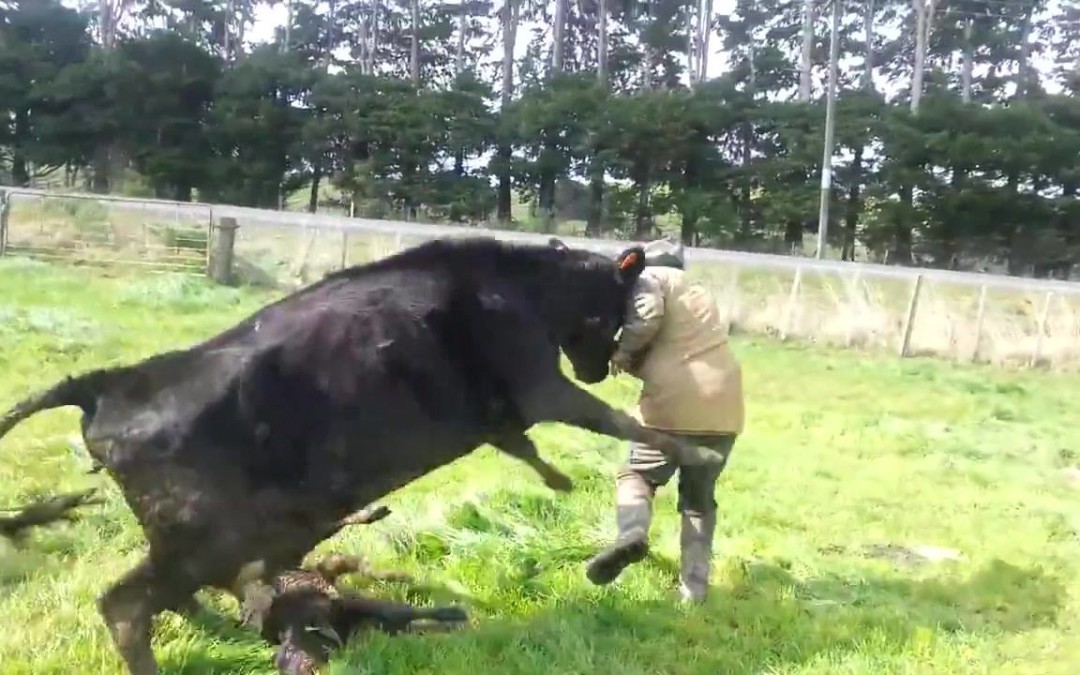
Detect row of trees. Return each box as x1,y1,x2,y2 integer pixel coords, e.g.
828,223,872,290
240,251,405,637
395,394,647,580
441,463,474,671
2,1,1080,275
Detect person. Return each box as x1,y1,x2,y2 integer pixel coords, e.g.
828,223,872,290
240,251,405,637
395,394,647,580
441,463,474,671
584,237,745,603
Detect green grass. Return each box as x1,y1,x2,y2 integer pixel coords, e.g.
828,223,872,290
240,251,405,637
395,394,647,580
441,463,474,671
1,256,1078,675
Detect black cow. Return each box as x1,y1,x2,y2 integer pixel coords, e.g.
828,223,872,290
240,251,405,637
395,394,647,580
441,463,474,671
0,235,726,675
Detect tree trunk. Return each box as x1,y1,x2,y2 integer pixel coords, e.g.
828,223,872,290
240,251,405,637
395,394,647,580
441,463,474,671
11,109,30,187
455,4,467,75
1016,13,1032,100
910,0,936,114
92,146,111,194
961,17,973,102
681,211,699,245
597,0,608,86
843,144,863,260
634,165,653,238
893,184,914,264
308,168,322,213
843,0,874,260
686,3,696,85
642,2,654,89
539,0,566,231
365,1,380,74
496,0,518,224
799,0,814,102
863,1,875,92
587,2,608,236
698,0,713,81
552,0,566,71
586,163,605,236
410,0,420,85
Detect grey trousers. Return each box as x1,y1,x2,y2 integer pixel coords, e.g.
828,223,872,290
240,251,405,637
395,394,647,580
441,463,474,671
618,433,738,517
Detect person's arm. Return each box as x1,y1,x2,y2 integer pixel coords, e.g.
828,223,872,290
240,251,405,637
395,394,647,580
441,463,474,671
611,273,665,373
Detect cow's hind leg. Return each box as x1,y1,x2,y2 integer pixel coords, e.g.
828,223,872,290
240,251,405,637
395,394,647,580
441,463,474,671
97,556,200,675
490,432,573,492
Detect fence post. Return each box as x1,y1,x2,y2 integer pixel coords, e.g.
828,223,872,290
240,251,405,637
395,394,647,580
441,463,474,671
898,273,924,358
971,284,988,362
780,266,803,341
0,190,10,258
1030,290,1054,368
209,216,239,285
725,265,740,335
340,230,349,269
845,268,862,347
205,208,214,274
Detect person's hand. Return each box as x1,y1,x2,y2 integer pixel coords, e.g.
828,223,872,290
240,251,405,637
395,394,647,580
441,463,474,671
611,351,635,377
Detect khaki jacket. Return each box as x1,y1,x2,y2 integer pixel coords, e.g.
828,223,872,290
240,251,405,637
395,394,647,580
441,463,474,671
613,265,744,435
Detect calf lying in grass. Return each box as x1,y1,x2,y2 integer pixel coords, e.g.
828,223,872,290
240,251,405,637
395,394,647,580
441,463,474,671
0,488,102,544
232,503,468,673
249,552,469,674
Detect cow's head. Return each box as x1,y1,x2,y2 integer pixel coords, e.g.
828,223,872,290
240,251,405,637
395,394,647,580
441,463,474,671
545,238,647,384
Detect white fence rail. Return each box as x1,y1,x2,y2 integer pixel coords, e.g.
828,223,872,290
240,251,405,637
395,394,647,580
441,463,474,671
2,187,1079,370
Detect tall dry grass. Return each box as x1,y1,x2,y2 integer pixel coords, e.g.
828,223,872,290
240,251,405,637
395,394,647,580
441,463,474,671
5,199,1079,372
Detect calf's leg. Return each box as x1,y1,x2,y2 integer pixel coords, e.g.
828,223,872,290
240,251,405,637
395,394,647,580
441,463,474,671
335,594,468,636
309,553,413,585
97,556,200,675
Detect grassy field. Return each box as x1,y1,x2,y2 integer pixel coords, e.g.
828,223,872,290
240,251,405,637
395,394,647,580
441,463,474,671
1,256,1078,675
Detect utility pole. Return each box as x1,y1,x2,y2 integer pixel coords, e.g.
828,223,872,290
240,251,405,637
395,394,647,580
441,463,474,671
816,0,842,259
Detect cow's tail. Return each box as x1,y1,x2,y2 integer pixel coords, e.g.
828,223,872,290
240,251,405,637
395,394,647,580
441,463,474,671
0,372,102,443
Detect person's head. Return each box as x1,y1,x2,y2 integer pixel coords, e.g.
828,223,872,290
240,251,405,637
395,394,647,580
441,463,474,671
641,237,686,270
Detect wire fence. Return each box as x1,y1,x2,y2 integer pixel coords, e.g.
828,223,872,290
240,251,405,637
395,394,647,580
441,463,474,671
2,187,1079,371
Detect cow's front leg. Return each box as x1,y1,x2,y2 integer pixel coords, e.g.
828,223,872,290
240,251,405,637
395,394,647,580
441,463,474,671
516,378,726,469
489,432,574,492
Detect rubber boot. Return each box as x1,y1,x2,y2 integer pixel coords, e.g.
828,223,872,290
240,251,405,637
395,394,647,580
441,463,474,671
678,510,716,603
585,472,654,585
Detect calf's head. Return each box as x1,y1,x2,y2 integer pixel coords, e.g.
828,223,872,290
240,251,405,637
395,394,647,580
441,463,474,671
544,238,647,384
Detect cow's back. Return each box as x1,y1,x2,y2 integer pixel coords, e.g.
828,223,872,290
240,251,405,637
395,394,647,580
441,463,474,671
190,264,490,504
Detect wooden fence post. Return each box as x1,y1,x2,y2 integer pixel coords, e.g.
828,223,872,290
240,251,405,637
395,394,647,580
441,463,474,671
845,268,863,347
0,190,10,258
898,273,924,358
1030,290,1054,368
971,284,988,362
340,230,350,270
725,265,741,335
209,216,239,285
780,266,803,341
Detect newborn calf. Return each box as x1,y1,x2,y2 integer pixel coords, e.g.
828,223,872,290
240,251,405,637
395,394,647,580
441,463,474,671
254,553,468,674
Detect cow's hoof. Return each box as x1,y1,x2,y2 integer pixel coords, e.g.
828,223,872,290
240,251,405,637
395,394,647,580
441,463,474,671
362,504,392,523
545,472,574,493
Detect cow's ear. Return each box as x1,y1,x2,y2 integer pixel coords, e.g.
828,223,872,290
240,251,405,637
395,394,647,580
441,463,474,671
616,246,646,282
548,237,569,252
